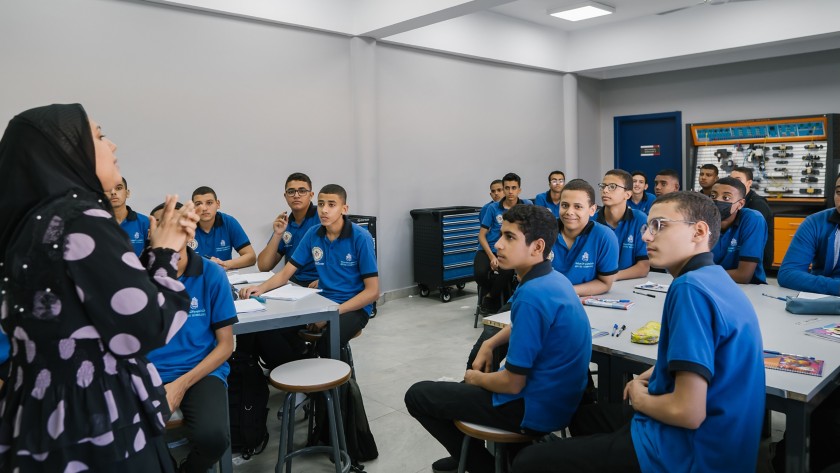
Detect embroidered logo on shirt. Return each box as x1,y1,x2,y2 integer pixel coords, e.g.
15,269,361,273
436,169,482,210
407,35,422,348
312,247,324,262
627,235,634,244
187,239,198,250
190,297,199,310
283,231,292,244
730,238,738,247
134,231,140,240
496,214,503,224
548,250,554,261
220,239,226,247
345,254,352,262
188,296,206,318
582,252,590,262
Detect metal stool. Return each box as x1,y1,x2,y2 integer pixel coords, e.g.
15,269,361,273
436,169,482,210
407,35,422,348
165,406,233,473
298,329,361,380
269,358,352,473
453,420,540,473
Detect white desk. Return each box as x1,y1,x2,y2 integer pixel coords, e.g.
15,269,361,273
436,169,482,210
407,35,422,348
233,294,341,358
483,272,840,473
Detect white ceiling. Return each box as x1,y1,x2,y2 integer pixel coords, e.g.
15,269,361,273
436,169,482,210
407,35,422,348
144,0,840,79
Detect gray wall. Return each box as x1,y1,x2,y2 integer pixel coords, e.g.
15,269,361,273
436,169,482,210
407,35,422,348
598,49,840,180
0,0,568,295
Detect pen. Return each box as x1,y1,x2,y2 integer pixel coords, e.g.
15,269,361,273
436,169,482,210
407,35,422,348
598,299,630,303
761,293,788,302
633,291,656,298
615,325,626,337
250,295,267,303
764,350,815,360
611,323,619,337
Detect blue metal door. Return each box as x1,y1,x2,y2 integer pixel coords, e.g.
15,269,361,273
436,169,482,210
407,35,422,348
614,112,683,188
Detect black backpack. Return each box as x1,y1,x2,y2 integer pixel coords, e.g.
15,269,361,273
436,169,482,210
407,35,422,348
227,350,270,459
310,378,379,472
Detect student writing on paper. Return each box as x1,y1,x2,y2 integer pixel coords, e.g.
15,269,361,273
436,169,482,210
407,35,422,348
191,186,256,270
514,191,765,473
405,205,591,473
148,203,237,472
240,184,378,358
709,177,768,284
593,169,650,280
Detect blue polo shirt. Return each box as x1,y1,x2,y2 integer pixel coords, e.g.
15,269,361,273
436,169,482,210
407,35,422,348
290,216,378,315
631,253,764,473
267,203,320,283
480,198,533,251
627,192,656,214
194,212,251,261
778,208,840,296
478,200,495,225
594,206,648,271
493,260,591,433
534,190,561,218
118,206,150,256
550,221,619,285
147,248,238,385
711,208,767,284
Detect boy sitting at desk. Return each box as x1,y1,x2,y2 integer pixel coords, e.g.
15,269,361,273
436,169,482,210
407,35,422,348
147,202,237,473
593,169,650,280
240,184,378,358
191,186,256,270
552,178,619,296
628,171,656,215
534,170,565,218
405,205,591,473
108,177,150,256
709,177,768,284
513,191,765,473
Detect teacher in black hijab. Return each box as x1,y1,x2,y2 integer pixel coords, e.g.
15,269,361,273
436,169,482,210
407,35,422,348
0,104,199,472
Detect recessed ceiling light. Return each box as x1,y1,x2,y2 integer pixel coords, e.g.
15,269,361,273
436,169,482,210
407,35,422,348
549,2,615,22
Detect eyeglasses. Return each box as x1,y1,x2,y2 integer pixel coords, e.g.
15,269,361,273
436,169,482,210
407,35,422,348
550,179,565,184
640,218,696,237
598,182,627,192
285,188,311,197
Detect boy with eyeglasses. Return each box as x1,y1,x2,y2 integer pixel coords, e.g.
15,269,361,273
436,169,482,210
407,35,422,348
534,170,565,218
191,186,256,270
513,191,765,473
593,170,650,280
628,171,656,215
709,177,767,284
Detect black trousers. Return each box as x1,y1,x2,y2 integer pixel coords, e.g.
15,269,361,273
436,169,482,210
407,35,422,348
235,326,307,370
473,252,515,310
177,376,231,473
512,403,641,473
317,308,369,359
404,381,533,473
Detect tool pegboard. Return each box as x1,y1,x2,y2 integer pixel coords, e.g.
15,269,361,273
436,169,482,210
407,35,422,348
687,115,839,205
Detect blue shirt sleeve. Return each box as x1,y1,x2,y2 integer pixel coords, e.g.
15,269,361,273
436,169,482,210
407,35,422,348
596,227,620,275
480,206,494,230
663,282,716,381
737,211,767,262
504,300,547,374
357,228,378,279
226,215,251,252
534,193,547,207
205,263,237,330
290,225,317,268
778,215,840,296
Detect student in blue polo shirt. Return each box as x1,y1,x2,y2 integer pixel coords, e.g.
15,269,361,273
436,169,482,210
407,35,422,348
406,205,591,473
709,177,767,284
191,186,256,270
534,170,564,218
147,202,237,473
475,172,533,314
628,170,656,214
240,184,378,358
478,179,505,233
552,179,619,296
594,169,650,280
107,177,150,256
514,191,765,473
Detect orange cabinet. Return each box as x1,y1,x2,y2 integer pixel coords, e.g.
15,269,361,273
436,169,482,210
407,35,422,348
773,216,805,266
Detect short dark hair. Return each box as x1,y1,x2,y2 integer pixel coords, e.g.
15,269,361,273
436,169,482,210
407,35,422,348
631,170,648,184
192,186,217,200
121,177,128,188
149,201,184,217
548,170,565,182
502,172,521,186
700,164,719,175
490,179,503,187
651,191,720,249
713,176,746,199
561,178,595,206
319,184,347,204
656,169,680,180
605,169,632,189
732,166,754,181
503,204,557,259
285,172,312,189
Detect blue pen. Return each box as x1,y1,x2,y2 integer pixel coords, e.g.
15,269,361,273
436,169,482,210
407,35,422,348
611,323,619,336
764,350,815,360
599,299,630,303
761,293,787,301
250,295,267,304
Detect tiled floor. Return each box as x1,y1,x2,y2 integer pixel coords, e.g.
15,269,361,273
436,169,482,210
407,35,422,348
200,281,784,473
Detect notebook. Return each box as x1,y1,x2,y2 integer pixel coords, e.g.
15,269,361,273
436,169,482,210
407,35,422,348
804,323,840,343
634,281,670,293
763,350,824,377
580,297,635,310
233,298,266,314
227,272,275,285
262,284,322,301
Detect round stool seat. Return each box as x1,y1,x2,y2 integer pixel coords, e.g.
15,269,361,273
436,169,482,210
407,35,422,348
454,420,539,443
269,358,351,393
165,408,184,429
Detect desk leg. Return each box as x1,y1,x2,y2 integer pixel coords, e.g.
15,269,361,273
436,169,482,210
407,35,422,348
328,309,341,361
784,401,811,473
590,351,611,405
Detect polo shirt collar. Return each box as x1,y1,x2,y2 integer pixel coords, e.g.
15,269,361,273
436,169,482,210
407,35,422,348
519,260,553,285
676,252,714,277
213,213,224,228
828,209,840,225
728,208,745,228
182,247,204,278
557,219,595,236
498,197,525,210
124,205,139,222
316,215,353,239
595,206,633,225
304,203,317,219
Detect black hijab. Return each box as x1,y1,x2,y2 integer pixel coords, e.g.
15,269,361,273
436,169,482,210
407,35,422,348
0,104,105,256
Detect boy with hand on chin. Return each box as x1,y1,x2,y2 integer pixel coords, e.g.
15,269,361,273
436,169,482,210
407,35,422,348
513,191,765,473
405,205,591,473
240,184,378,358
192,186,256,270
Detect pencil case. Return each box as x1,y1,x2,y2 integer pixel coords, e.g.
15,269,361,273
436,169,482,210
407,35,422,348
630,321,661,345
785,296,840,315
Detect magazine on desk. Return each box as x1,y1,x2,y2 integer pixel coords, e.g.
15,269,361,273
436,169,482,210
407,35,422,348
804,322,840,343
763,350,824,377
